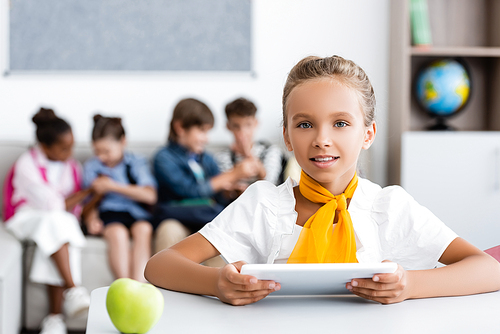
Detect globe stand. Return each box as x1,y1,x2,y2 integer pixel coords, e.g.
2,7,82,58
428,117,455,131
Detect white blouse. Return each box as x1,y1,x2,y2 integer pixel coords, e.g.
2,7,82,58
199,177,458,270
273,224,302,264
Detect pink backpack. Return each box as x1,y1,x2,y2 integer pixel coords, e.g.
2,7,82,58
2,149,81,222
485,246,500,263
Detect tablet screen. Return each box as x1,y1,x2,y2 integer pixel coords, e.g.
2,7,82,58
240,263,398,295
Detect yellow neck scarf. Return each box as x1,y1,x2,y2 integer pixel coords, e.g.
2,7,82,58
287,170,358,264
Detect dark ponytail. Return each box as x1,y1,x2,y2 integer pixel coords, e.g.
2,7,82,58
91,114,125,141
32,108,71,146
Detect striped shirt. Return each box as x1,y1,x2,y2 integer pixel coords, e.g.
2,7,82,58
214,141,284,185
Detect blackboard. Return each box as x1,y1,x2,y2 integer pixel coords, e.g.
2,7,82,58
8,0,252,72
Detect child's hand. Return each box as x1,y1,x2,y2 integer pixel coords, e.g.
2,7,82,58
86,217,104,235
233,133,253,158
91,176,117,194
346,260,412,304
233,182,249,193
215,261,281,306
235,158,259,179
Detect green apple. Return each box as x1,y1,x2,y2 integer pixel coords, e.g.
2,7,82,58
106,278,164,334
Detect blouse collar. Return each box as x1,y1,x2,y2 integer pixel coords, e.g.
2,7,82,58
32,145,49,167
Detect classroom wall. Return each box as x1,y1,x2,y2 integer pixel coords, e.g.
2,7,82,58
0,0,390,185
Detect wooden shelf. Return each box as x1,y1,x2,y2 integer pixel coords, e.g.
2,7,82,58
388,0,500,185
410,46,500,57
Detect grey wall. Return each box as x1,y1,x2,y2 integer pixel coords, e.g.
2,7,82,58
9,0,251,71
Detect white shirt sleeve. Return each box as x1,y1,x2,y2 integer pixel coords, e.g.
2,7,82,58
198,181,280,264
371,186,458,270
12,152,66,211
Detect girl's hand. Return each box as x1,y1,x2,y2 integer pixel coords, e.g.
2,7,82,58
215,261,281,306
346,260,412,304
91,176,117,194
86,217,104,235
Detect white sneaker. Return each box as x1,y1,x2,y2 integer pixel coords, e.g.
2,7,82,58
63,286,90,318
40,314,66,334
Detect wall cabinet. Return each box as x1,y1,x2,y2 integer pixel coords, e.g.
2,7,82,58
401,132,500,250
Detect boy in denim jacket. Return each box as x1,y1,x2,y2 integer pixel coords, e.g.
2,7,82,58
153,98,257,253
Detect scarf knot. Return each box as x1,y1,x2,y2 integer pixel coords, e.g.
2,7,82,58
336,194,347,211
287,170,358,264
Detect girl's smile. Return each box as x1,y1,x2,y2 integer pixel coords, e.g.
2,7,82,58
310,155,339,169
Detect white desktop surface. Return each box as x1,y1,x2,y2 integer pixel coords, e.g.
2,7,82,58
86,287,500,334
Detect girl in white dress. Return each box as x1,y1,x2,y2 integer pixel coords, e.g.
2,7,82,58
145,55,500,306
5,108,91,334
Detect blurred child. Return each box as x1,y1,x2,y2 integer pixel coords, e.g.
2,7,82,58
83,115,157,282
4,108,90,334
215,98,286,198
153,98,257,252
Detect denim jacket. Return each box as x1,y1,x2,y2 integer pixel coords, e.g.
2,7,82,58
83,152,157,220
153,141,220,204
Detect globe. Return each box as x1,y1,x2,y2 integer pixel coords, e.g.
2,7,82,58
415,59,471,130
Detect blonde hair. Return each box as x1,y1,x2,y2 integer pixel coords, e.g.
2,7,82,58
282,55,376,128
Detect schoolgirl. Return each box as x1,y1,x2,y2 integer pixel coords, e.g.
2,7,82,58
145,55,500,305
5,108,90,333
83,115,157,282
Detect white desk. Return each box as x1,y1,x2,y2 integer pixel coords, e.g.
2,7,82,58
86,287,500,334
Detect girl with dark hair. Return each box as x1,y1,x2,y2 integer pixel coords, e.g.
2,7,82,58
82,114,157,283
4,108,91,334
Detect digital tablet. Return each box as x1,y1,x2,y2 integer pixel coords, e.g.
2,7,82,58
240,263,398,295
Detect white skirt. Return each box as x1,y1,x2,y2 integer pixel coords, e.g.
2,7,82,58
6,208,86,286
